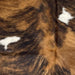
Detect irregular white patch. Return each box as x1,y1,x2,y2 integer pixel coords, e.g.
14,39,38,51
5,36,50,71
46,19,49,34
0,36,21,50
58,7,74,25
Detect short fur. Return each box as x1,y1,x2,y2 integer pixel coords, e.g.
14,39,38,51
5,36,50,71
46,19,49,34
0,0,75,75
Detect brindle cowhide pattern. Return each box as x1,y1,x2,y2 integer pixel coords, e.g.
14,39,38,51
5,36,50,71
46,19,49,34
0,0,75,75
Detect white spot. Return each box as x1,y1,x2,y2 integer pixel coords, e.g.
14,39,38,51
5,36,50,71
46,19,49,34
0,36,21,50
58,7,74,25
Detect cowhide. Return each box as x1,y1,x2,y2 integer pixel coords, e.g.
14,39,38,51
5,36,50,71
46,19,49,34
0,0,75,75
